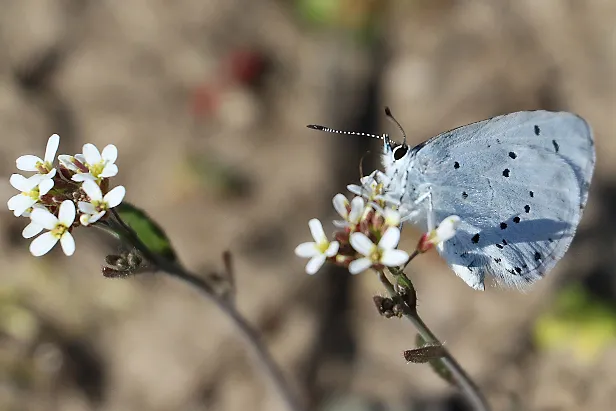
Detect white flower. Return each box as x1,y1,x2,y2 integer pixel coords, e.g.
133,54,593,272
383,208,401,227
294,219,340,275
347,170,391,199
16,134,60,173
78,179,125,225
70,143,118,182
333,194,365,228
418,215,461,253
29,200,76,256
348,227,409,274
7,173,55,217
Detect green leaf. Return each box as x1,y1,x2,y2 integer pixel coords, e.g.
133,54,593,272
114,202,178,262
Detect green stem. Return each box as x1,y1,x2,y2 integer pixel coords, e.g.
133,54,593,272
378,270,491,411
106,210,305,411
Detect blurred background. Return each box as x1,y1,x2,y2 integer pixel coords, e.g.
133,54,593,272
0,1,615,410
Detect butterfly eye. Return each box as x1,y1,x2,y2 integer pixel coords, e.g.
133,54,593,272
393,145,409,161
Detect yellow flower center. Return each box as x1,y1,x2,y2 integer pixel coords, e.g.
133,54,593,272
24,187,40,200
51,224,68,238
88,162,105,178
369,247,381,262
316,241,330,254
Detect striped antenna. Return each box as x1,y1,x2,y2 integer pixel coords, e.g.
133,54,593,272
306,124,388,142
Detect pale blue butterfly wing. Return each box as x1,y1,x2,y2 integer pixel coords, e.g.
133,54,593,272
389,111,595,290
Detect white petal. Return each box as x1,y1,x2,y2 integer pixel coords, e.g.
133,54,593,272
81,179,103,201
38,178,54,196
103,186,125,208
378,227,401,250
30,208,59,230
348,257,373,274
308,218,327,244
332,194,349,219
348,196,365,223
324,241,339,257
349,232,375,256
29,232,59,256
71,173,95,182
8,195,36,217
22,222,43,239
42,168,57,180
58,154,77,170
101,144,118,163
294,242,319,258
10,174,36,191
384,208,401,226
79,214,91,226
60,232,75,256
100,163,118,178
380,249,409,267
87,210,106,224
16,155,43,171
78,201,97,214
82,143,102,165
44,134,60,163
305,255,326,275
58,200,76,226
333,220,348,228
435,215,461,243
347,184,363,196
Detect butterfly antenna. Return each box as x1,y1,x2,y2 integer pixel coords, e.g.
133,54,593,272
384,107,407,146
307,124,386,142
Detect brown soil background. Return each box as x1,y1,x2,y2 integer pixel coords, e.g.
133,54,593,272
0,1,615,411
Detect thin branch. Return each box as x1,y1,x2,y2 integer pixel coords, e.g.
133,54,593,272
108,210,305,411
377,270,491,411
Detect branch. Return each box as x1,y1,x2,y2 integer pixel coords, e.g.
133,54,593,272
108,209,305,411
377,269,491,411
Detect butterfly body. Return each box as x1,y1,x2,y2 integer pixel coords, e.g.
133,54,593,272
382,110,595,290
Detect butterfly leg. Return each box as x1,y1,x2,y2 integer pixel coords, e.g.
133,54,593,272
412,186,436,231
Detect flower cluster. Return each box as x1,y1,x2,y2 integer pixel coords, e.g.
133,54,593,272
295,170,460,275
7,134,125,256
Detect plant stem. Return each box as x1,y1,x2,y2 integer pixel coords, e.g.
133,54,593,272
107,210,305,411
377,270,491,411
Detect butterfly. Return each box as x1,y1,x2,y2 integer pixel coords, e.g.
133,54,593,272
308,109,595,290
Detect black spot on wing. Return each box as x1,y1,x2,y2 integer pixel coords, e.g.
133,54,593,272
552,140,560,153
500,222,507,229
534,125,540,136
454,161,460,169
471,233,480,243
462,191,468,199
513,216,521,223
529,191,534,198
524,205,530,213
508,152,517,159
534,252,541,261
503,169,510,177
495,244,504,249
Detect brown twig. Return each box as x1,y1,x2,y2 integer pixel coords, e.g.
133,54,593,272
377,269,491,411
